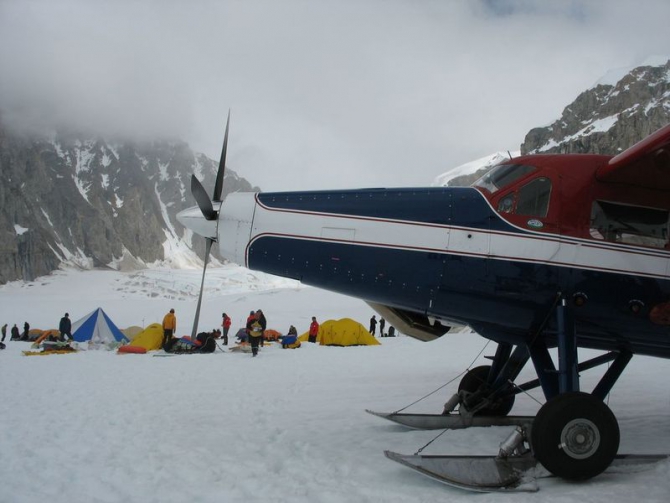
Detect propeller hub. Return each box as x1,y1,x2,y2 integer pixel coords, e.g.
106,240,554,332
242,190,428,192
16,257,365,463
176,204,220,240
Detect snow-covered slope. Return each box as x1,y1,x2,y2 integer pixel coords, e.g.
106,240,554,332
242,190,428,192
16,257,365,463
0,268,669,502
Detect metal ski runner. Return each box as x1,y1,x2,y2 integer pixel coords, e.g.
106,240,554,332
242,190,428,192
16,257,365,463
384,451,668,493
366,409,534,430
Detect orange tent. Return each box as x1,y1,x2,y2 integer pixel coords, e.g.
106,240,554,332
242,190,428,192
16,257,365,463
31,329,62,347
263,329,281,341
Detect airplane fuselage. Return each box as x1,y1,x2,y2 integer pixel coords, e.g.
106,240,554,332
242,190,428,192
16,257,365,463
215,153,670,358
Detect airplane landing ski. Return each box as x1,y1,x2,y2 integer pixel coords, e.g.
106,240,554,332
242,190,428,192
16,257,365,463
366,409,534,430
384,451,668,493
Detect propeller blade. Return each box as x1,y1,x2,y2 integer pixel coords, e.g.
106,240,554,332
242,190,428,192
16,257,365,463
191,238,213,340
191,175,217,221
213,110,230,202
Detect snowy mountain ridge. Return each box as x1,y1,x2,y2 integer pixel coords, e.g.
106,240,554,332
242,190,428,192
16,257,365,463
0,124,258,283
432,58,670,188
3,58,669,284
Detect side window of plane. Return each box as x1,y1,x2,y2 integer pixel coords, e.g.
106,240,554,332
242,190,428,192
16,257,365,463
515,177,551,217
590,200,669,248
497,194,515,213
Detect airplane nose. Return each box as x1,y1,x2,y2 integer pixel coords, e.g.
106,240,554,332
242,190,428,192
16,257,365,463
218,192,257,267
176,205,218,240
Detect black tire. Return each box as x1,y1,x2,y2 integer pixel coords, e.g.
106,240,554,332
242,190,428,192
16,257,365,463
458,365,515,416
531,392,619,481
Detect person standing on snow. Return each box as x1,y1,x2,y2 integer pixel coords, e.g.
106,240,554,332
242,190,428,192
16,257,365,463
308,316,319,343
246,311,265,357
256,309,267,347
11,324,19,340
23,321,30,340
221,312,231,346
1,323,7,342
59,313,73,341
162,308,177,349
379,317,386,337
369,315,377,336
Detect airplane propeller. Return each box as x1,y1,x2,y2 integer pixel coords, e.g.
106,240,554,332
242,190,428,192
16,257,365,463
188,110,231,340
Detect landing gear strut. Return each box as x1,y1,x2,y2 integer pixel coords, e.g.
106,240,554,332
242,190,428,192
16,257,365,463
458,365,515,416
375,297,664,490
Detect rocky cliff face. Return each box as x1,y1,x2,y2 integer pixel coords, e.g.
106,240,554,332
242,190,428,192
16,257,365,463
435,59,670,189
522,60,670,155
0,124,258,283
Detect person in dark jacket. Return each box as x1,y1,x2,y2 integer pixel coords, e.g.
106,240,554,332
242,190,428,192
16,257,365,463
379,317,386,337
369,315,377,336
22,321,30,340
11,324,20,340
59,313,73,341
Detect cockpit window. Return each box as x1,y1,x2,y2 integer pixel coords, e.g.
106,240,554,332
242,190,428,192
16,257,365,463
516,177,551,217
473,164,536,194
496,177,552,217
590,200,669,248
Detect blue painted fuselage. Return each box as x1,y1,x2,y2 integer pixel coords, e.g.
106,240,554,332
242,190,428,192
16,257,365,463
246,187,670,358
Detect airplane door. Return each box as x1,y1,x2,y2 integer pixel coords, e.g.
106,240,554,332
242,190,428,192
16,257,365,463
431,188,490,317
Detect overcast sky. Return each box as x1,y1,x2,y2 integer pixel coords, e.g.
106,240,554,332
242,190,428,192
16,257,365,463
1,0,669,191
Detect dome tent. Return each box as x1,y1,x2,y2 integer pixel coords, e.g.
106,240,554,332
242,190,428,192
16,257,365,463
72,308,128,347
127,323,164,351
298,318,380,346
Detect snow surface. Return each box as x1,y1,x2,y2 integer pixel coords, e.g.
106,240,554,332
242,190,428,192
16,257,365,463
1,267,670,502
593,55,670,87
13,224,29,235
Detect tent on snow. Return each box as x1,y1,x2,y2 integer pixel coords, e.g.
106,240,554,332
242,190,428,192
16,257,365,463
122,325,144,339
127,323,164,351
72,308,128,346
298,318,380,346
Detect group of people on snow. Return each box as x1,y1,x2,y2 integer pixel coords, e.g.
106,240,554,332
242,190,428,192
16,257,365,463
158,307,399,357
1,313,74,347
1,322,29,341
369,315,396,337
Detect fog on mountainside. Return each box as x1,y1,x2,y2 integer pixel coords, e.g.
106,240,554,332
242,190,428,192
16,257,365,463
2,59,670,284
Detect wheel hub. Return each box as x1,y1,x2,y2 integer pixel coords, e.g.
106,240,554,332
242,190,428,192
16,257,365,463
560,418,601,459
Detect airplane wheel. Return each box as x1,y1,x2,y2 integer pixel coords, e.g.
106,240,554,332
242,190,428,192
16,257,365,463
458,365,515,416
531,392,619,480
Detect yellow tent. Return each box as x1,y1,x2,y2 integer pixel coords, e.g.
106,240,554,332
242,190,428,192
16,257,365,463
128,323,164,351
298,318,380,346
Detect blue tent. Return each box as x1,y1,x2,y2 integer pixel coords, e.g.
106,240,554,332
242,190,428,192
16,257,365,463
72,308,128,345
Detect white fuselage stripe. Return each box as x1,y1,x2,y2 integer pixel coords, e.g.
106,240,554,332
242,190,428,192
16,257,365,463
250,197,669,280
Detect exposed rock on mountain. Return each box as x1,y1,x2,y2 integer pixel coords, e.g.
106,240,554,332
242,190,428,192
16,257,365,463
0,123,258,283
522,59,670,155
435,58,670,188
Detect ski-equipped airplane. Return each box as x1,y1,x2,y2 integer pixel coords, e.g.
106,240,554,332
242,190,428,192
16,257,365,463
177,116,670,491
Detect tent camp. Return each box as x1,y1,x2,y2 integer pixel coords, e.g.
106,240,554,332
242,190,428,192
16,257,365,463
298,318,380,346
127,323,163,351
72,308,128,347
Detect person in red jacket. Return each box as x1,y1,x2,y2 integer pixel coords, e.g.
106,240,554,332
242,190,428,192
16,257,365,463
308,316,319,343
221,312,231,345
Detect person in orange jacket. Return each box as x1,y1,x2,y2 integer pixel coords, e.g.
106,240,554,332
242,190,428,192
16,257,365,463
162,308,176,349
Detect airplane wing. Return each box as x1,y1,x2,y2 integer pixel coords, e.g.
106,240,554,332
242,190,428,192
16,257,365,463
596,124,670,190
